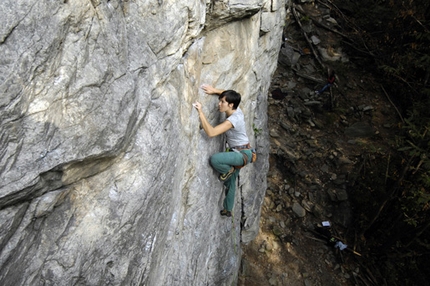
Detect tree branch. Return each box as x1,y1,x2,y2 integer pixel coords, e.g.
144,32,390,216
380,85,404,124
291,4,325,70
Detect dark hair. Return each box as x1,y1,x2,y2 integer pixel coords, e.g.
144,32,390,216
219,90,241,110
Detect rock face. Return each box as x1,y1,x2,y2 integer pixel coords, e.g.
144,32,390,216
0,0,285,285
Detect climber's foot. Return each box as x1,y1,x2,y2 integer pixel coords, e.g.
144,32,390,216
220,209,232,217
219,167,235,181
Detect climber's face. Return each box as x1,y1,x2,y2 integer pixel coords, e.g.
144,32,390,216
218,96,233,113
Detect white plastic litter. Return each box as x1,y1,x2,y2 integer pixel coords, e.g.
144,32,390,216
335,241,348,251
322,221,331,227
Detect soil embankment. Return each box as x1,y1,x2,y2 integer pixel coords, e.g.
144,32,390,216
239,2,399,285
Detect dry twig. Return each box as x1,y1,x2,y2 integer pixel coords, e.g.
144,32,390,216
292,68,325,83
291,4,325,69
380,85,404,124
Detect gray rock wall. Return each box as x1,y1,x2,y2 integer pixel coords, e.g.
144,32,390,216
0,0,285,285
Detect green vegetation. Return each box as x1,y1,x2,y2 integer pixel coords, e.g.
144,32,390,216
253,123,262,137
300,15,310,22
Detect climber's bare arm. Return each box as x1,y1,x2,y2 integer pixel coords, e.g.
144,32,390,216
201,84,225,95
193,102,232,137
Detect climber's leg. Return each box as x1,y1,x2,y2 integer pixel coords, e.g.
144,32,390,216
223,170,240,212
210,151,243,174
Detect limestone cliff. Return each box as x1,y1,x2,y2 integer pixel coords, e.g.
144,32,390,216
0,0,285,285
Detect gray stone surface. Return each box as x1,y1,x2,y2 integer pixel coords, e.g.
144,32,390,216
344,122,375,137
292,202,306,217
0,0,286,285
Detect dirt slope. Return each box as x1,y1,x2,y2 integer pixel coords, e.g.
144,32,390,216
239,2,399,286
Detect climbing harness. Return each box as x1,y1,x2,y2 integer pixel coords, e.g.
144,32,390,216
228,143,257,169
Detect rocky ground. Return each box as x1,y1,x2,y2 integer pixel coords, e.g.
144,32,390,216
238,2,399,286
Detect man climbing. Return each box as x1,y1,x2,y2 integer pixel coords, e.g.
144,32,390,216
315,69,336,95
193,84,253,217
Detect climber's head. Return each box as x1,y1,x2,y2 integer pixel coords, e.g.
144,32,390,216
219,90,241,110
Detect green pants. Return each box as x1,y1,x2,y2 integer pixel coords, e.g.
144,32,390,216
210,150,252,212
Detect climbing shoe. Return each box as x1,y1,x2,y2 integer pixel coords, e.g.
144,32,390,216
220,209,232,217
219,167,235,181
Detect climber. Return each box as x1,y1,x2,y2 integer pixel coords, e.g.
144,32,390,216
315,68,336,95
193,84,254,218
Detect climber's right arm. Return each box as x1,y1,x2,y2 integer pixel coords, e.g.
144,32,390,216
193,102,232,137
201,84,225,95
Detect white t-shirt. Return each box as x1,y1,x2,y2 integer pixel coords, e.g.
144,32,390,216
225,107,249,147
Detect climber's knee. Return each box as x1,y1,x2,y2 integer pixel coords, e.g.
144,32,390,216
210,153,219,167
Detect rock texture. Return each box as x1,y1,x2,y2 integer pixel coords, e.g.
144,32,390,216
0,0,285,285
